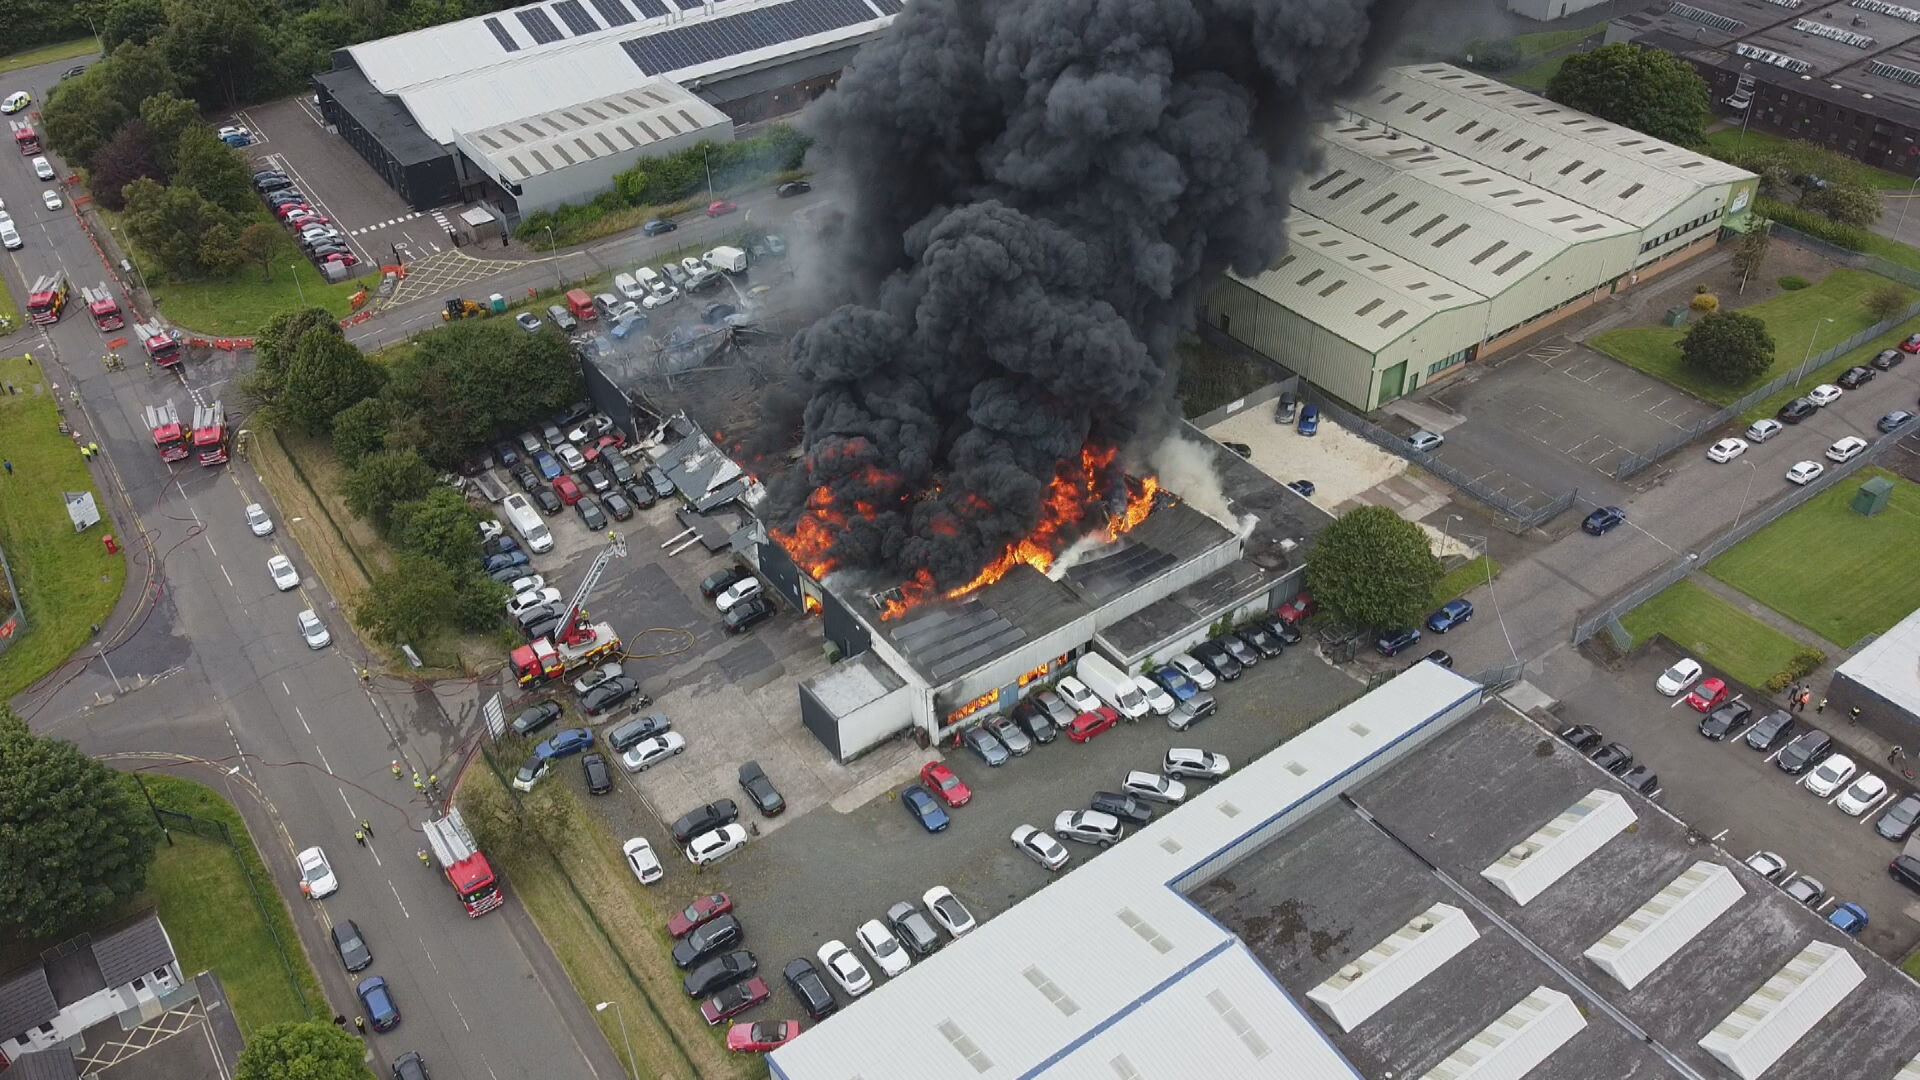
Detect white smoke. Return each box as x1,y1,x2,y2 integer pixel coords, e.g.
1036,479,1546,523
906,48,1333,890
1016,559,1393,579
1148,433,1254,536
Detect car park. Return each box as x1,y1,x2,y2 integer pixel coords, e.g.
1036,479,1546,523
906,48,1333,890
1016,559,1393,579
1582,506,1626,535
511,700,563,737
1783,875,1825,907
1684,677,1727,712
1164,747,1229,779
623,838,663,884
1697,701,1753,740
1656,657,1702,696
1707,438,1747,463
1876,794,1920,840
1168,653,1217,690
1837,366,1876,389
1034,690,1079,729
1067,707,1119,743
1090,791,1154,825
963,725,1009,765
1745,418,1783,442
856,919,910,976
1873,348,1906,370
672,914,743,969
580,465,612,494
668,894,732,937
739,761,785,815
923,886,976,938
1122,770,1187,804
1590,743,1633,774
1835,773,1888,816
332,920,372,971
392,1052,429,1080
1777,398,1817,424
1413,649,1453,669
621,732,685,771
357,976,400,1031
919,761,972,807
1168,691,1216,730
683,951,757,998
1744,850,1789,882
1375,627,1420,656
887,901,942,957
900,785,949,832
298,609,331,649
483,550,529,575
700,976,768,1024
1826,436,1868,463
298,846,339,897
581,676,642,716
1805,754,1859,798
1191,641,1242,680
816,941,872,997
1426,599,1473,633
1274,391,1298,424
1011,825,1070,870
1776,729,1834,774
576,497,608,531
686,824,749,866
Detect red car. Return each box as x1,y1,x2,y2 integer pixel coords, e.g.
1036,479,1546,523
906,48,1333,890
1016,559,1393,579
1066,706,1119,743
1275,591,1317,625
706,199,738,217
320,252,357,267
581,434,625,462
275,202,313,218
700,976,769,1025
286,212,330,227
726,1019,799,1053
667,893,732,938
919,761,972,807
553,475,582,504
1685,677,1727,712
1902,333,1920,354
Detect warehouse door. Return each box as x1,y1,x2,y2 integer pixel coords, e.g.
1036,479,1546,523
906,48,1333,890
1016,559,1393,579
1377,361,1407,404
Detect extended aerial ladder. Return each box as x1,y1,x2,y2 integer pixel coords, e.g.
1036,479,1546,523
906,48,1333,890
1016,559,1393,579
508,532,627,683
555,531,626,645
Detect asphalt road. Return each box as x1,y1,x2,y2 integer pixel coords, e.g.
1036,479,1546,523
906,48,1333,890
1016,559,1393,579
0,58,622,1080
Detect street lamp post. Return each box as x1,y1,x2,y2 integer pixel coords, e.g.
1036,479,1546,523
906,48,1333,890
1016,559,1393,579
1730,459,1759,533
1897,174,1920,244
291,266,306,306
544,226,562,287
594,1002,636,1080
1794,317,1836,388
703,146,715,201
1441,513,1462,554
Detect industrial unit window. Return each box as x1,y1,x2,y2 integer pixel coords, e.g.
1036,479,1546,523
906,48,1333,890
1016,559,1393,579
1381,200,1419,224
1355,298,1384,316
1409,213,1447,238
1431,222,1470,247
1362,193,1397,215
1329,176,1365,199
1455,120,1478,134
1318,279,1346,298
1557,158,1586,176
1296,268,1324,286
1581,168,1606,184
1379,309,1408,328
1524,146,1549,161
1492,250,1532,275
1469,240,1507,265
1307,169,1347,191
1404,99,1428,114
1503,138,1526,153
1619,182,1644,199
1512,197,1542,207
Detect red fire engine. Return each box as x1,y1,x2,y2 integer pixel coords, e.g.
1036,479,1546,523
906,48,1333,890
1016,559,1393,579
10,121,39,155
509,533,625,684
80,284,123,331
133,321,182,369
423,808,503,917
143,401,189,463
191,402,228,466
25,274,68,325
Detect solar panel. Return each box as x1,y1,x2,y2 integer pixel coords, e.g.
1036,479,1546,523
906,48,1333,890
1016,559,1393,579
552,0,601,34
484,16,522,50
631,0,669,15
870,0,903,12
620,0,878,74
673,0,703,9
516,8,565,44
588,0,636,25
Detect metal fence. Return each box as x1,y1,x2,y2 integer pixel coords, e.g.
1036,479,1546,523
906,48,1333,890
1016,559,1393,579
1771,222,1920,291
0,544,21,660
1465,660,1528,692
1571,421,1911,644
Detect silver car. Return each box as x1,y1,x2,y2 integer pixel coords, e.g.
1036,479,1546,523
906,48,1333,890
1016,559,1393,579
298,609,331,649
573,662,625,696
985,714,1032,755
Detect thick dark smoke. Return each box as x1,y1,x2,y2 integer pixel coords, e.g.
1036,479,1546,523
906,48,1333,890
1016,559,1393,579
769,0,1420,590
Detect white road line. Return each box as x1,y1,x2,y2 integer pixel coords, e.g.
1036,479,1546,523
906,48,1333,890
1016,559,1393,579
1817,896,1838,913
367,844,383,867
282,681,290,695
293,704,309,734
445,990,472,1032
220,565,233,587
1766,746,1788,764
388,881,410,918
1710,828,1729,842
339,789,356,817
315,747,331,773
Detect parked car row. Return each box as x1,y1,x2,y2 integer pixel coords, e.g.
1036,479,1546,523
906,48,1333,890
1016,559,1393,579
1010,748,1230,871
799,886,977,1012
703,564,776,635
1752,360,1919,485
301,855,436,1071
254,168,356,270
1556,723,1661,796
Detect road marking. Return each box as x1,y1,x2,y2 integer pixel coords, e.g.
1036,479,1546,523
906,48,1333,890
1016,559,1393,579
446,990,472,1032
220,565,233,588
339,789,356,817
1856,791,1893,820
1765,746,1788,764
283,680,290,695
1711,828,1729,842
315,747,330,773
1817,896,1838,913
388,881,410,918
294,704,309,734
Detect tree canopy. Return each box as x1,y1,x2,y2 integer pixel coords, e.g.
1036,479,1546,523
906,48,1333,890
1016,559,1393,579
1681,310,1775,385
342,450,436,529
246,308,387,435
1547,42,1711,147
234,1021,371,1080
390,488,486,570
1304,506,1443,632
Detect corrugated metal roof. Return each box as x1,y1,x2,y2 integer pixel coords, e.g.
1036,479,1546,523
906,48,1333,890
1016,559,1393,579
1697,940,1866,1080
3,1048,78,1080
1418,987,1586,1080
461,82,729,181
1582,860,1744,990
765,662,1483,1079
1306,902,1479,1032
1479,789,1635,906
1835,605,1920,720
1352,65,1753,228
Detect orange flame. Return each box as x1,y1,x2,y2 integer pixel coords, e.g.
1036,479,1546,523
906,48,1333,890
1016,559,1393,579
802,592,822,615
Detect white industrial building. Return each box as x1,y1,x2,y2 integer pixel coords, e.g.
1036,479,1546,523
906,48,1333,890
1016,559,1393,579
0,913,187,1070
1209,63,1757,409
1507,0,1610,22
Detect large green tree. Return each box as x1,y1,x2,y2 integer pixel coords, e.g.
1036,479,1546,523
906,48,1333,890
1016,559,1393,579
342,450,435,529
390,487,485,567
103,0,171,50
41,76,130,169
234,1020,370,1080
0,708,161,937
1800,183,1880,228
121,177,238,278
172,128,256,214
88,119,163,211
163,0,277,107
246,308,387,435
1680,310,1775,384
381,321,581,466
1547,42,1711,147
330,397,392,467
1304,506,1443,632
138,91,201,177
355,554,461,644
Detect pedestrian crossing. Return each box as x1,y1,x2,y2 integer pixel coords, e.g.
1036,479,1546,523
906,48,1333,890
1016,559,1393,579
349,211,424,236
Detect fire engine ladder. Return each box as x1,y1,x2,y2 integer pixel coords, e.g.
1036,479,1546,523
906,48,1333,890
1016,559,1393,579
143,400,181,434
557,532,627,642
422,808,481,868
192,401,224,436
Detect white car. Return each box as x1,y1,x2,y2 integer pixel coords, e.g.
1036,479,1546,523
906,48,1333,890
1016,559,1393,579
245,503,274,536
856,918,911,977
1133,676,1176,716
1655,657,1702,696
641,287,680,309
1804,754,1858,798
42,189,62,211
621,732,687,771
681,256,708,277
684,823,747,865
1826,436,1868,464
1055,676,1100,713
1745,418,1783,443
556,443,587,471
1,91,28,114
714,577,763,613
1807,384,1843,407
1053,810,1124,847
1786,460,1825,485
505,574,546,596
922,886,976,938
615,272,646,301
1836,773,1888,816
216,124,252,140
31,156,53,181
817,940,872,997
572,662,625,695
478,518,504,542
508,587,563,618
1011,825,1070,870
1122,770,1187,805
1163,747,1230,780
268,554,300,591
297,846,338,898
622,837,662,884
1706,438,1748,463
1168,653,1218,691
298,609,331,649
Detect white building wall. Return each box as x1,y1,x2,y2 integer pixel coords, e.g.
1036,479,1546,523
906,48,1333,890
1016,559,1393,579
833,683,918,760
1506,0,1611,21
1632,185,1738,268
1481,237,1635,340
454,116,732,218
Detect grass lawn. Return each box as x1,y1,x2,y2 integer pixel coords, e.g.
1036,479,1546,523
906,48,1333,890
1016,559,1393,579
0,273,16,326
1702,128,1914,191
1433,556,1501,608
1905,949,1920,981
0,357,126,700
1618,578,1809,688
0,38,96,78
1506,55,1566,92
1513,22,1604,57
1707,466,1920,648
1589,268,1915,405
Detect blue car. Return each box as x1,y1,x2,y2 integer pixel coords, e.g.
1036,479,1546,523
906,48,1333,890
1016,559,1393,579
535,450,563,480
1375,627,1421,657
1426,599,1474,633
535,728,594,760
1296,404,1320,436
1827,902,1867,935
482,550,529,574
642,218,678,236
962,726,1009,767
1879,410,1916,433
1150,666,1198,701
900,785,949,832
356,975,400,1031
1582,506,1626,535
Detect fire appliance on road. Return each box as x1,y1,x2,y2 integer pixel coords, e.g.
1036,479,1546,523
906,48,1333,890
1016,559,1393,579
80,284,123,331
509,533,625,685
25,274,68,325
422,807,503,917
10,121,39,155
143,401,189,463
133,321,182,369
191,402,228,466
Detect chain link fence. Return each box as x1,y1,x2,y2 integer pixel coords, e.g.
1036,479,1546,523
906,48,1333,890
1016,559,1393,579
1770,222,1920,291
0,543,21,660
1573,421,1911,644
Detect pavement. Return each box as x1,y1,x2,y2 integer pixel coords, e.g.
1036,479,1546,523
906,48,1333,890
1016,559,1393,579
0,55,625,1080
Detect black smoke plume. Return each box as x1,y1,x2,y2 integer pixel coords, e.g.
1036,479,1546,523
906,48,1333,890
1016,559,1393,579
769,0,1420,590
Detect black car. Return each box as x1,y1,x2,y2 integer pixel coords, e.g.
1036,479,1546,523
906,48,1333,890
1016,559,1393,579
1013,699,1057,744
1582,506,1626,535
522,612,562,641
604,492,633,521
886,902,942,957
494,441,521,468
1775,729,1833,774
739,761,785,815
1090,791,1154,826
1876,794,1920,841
392,1051,429,1080
483,534,521,557
1263,616,1302,646
671,800,739,845
582,752,612,795
1412,649,1454,670
581,676,641,716
511,700,563,737
722,595,776,634
580,465,612,493
783,958,837,1020
256,175,293,193
683,950,757,998
624,481,658,510
1274,390,1298,424
61,64,88,80
1837,365,1877,389
491,564,535,585
701,565,752,598
776,180,813,197
671,914,743,969
1374,628,1420,657
533,486,563,515
1872,348,1906,371
1744,709,1795,751
1892,854,1920,891
644,466,677,499
1235,624,1284,658
1617,764,1658,794
576,497,608,530
1192,641,1242,680
1559,724,1603,752
331,920,372,972
1698,700,1753,740
1590,742,1633,774
1778,397,1818,424
512,465,540,492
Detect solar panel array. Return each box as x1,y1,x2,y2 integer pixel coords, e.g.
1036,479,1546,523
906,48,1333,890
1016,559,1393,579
552,0,601,34
516,7,565,43
620,0,878,74
484,16,522,50
673,0,704,9
588,0,636,25
888,601,1028,683
632,0,670,16
871,0,903,12
1068,544,1177,604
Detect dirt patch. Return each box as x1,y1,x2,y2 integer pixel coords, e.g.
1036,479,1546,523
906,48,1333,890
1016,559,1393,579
1689,239,1839,311
1204,406,1408,508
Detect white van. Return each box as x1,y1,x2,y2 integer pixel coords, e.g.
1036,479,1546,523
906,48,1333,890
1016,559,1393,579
501,494,553,553
0,219,18,250
1076,653,1148,720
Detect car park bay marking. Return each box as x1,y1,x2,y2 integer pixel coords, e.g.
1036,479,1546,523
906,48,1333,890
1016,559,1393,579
1855,790,1894,821
1816,896,1838,913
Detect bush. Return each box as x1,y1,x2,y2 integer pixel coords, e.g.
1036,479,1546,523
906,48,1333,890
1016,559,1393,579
1777,275,1811,290
1689,293,1719,314
1866,283,1911,323
1766,646,1825,694
1759,197,1877,257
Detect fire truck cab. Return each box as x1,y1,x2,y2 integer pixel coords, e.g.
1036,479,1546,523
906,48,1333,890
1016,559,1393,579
191,402,228,466
143,401,189,462
25,274,68,325
133,321,182,368
9,120,40,155
80,284,122,331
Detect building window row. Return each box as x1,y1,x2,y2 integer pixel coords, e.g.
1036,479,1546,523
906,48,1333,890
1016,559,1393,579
1639,205,1723,255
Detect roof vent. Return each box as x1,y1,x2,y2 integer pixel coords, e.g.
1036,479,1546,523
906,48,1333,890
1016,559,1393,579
1585,860,1744,989
1308,903,1477,1031
1699,941,1865,1079
1339,964,1364,981
1508,844,1530,860
1481,789,1635,905
1420,987,1585,1079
